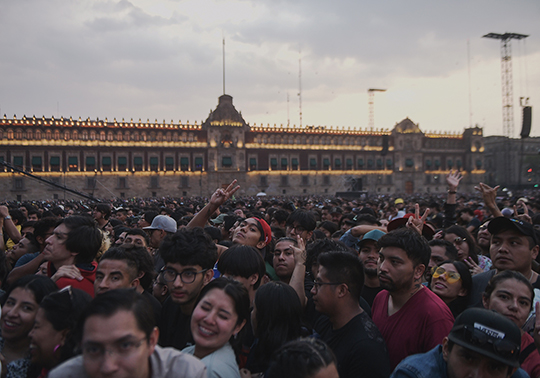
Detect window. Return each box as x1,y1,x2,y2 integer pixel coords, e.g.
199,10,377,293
335,158,341,169
367,159,374,168
86,156,95,171
260,176,267,186
87,177,96,189
165,157,174,171
376,159,382,168
426,160,432,168
270,158,277,170
13,156,24,167
310,158,317,168
195,157,203,171
358,158,364,168
280,176,289,186
476,160,482,169
50,156,60,171
281,158,288,170
118,157,127,171
68,156,78,171
249,158,257,170
456,160,462,169
434,160,441,168
102,156,111,171
222,157,233,168
386,159,393,168
31,157,42,172
405,159,414,167
64,131,70,140
447,159,453,169
180,157,189,171
346,159,353,170
181,176,189,188
134,157,143,171
14,178,24,190
150,176,159,188
150,157,159,171
118,177,127,189
292,158,298,170
323,158,330,170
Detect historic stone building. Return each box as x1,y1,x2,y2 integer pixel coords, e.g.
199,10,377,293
0,94,486,200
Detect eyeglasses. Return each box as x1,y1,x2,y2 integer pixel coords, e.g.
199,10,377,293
452,237,467,246
312,279,343,290
453,325,519,360
82,336,147,360
160,267,208,284
431,267,461,284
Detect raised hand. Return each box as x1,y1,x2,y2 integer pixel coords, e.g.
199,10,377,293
446,170,462,190
209,179,240,208
407,203,430,235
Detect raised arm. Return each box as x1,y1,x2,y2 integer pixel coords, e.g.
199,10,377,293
289,235,307,307
443,170,462,228
187,179,240,229
474,182,502,218
0,205,22,244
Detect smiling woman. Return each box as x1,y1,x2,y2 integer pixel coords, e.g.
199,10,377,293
0,275,58,378
183,277,250,378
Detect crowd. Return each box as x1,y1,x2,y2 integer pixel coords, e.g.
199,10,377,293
0,171,540,378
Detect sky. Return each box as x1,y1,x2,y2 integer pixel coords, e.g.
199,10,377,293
1,0,539,137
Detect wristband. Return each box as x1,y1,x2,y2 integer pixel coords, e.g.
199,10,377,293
4,215,11,220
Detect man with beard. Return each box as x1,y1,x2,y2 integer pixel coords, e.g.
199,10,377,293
358,229,385,307
372,228,454,370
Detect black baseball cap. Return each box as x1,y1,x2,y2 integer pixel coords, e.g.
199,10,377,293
488,217,538,246
448,308,521,368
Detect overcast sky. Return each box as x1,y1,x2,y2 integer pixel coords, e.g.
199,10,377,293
1,0,539,137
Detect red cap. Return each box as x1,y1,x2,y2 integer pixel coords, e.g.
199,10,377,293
254,217,272,245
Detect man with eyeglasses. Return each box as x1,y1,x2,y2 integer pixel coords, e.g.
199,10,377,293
285,209,316,244
157,227,217,350
49,289,206,378
468,217,540,319
391,308,528,378
372,228,454,370
309,250,391,378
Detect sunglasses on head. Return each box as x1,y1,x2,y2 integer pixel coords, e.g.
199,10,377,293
431,266,461,284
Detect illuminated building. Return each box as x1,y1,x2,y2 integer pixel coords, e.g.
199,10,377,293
0,95,485,200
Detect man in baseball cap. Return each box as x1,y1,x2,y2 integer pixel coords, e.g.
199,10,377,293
391,308,527,378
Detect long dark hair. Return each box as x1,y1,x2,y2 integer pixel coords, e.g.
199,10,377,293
430,260,472,318
444,225,480,264
40,287,92,365
483,270,534,311
250,281,304,373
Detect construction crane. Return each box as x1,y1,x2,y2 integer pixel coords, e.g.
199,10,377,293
368,89,386,128
483,32,529,137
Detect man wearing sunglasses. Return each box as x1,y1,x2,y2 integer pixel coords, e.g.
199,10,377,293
157,227,217,350
391,308,528,378
468,217,540,315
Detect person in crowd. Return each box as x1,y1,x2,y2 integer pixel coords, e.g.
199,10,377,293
0,205,23,251
123,228,150,251
42,215,102,297
391,307,529,378
425,239,458,282
272,237,310,306
7,217,59,285
29,287,92,377
246,281,306,376
468,217,540,312
138,210,159,229
265,338,339,378
482,270,540,378
92,204,111,231
285,209,316,244
158,227,217,350
317,221,339,239
143,214,178,270
217,245,266,306
476,220,492,257
183,277,250,378
0,275,58,378
269,209,289,231
48,289,206,378
458,207,481,234
358,229,386,307
373,228,454,369
429,261,472,317
152,273,169,304
310,250,391,378
5,234,40,271
443,225,492,274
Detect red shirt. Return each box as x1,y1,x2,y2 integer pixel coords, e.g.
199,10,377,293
372,287,454,369
521,332,540,378
48,261,97,298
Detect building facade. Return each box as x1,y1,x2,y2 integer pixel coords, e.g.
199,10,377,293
0,95,486,200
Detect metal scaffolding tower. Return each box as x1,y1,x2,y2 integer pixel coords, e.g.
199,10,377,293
483,32,529,137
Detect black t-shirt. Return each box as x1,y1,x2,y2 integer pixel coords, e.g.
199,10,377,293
142,290,162,325
361,285,383,308
158,296,193,350
314,312,391,378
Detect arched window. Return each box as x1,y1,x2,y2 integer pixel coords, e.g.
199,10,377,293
16,129,23,139
26,129,33,139
90,131,96,140
100,131,106,141
7,129,14,140
54,130,60,140
64,131,70,140
107,132,113,141
35,129,42,140
117,131,123,141
45,129,51,140
73,130,79,140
